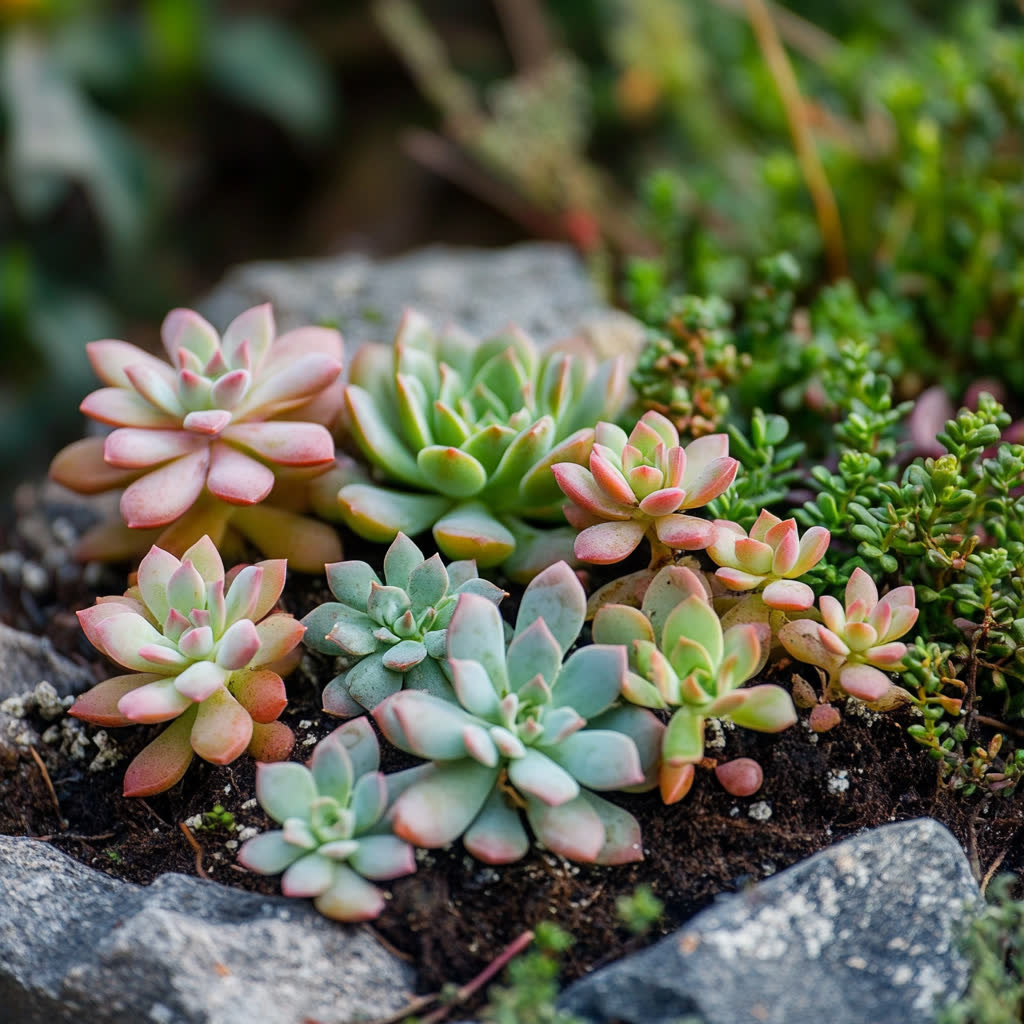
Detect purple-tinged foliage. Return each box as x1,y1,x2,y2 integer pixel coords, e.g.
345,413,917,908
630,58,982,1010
50,304,344,569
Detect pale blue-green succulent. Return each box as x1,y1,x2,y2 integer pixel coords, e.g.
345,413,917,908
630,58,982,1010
237,718,415,922
373,561,663,865
301,533,505,715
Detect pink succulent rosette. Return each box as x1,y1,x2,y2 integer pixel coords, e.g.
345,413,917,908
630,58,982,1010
778,567,919,702
50,303,343,561
707,510,830,611
552,411,738,565
70,536,305,796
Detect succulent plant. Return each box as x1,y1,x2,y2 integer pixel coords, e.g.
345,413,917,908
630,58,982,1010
301,532,506,716
552,411,737,565
70,535,304,796
49,304,344,567
778,567,919,702
706,510,831,611
373,562,663,864
237,719,416,922
592,565,796,803
336,310,627,574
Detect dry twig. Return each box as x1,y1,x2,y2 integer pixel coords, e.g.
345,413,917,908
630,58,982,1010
178,821,209,881
368,929,535,1024
28,746,66,828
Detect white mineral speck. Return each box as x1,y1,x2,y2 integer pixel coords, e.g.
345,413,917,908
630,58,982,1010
748,801,773,822
34,682,66,720
52,517,77,546
22,561,49,593
241,799,257,810
224,840,238,851
237,827,259,841
827,769,850,794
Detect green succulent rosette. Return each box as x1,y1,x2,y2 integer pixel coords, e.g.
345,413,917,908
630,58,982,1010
301,532,505,716
337,310,627,576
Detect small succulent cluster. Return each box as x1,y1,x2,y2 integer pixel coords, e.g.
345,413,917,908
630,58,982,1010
336,310,628,575
593,566,795,802
70,536,303,796
301,532,505,715
779,567,920,718
238,720,415,922
552,411,737,566
50,304,344,570
56,298,946,930
707,510,831,611
373,562,662,864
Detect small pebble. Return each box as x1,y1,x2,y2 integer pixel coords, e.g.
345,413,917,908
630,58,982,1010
748,801,773,822
21,562,49,594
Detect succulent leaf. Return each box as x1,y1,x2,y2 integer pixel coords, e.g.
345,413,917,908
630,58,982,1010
71,539,302,794
240,723,415,922
337,313,627,573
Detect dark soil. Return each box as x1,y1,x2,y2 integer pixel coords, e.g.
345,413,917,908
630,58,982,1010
3,481,1024,1001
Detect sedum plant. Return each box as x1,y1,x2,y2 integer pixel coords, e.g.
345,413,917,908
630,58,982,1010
238,719,416,922
49,304,344,568
373,562,663,864
778,567,919,704
552,411,737,566
336,310,627,575
301,532,505,716
707,510,830,611
70,536,304,796
593,565,796,802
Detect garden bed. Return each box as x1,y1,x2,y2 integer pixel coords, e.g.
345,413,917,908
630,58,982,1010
2,488,1020,999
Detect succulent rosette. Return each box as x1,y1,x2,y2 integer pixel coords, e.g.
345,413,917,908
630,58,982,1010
552,411,738,565
778,567,919,702
70,536,304,796
238,719,416,922
336,310,627,573
593,566,796,803
373,562,663,865
301,532,505,716
707,510,831,611
50,304,344,567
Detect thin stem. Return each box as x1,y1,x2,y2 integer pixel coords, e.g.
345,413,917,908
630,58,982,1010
28,746,66,829
421,930,535,1024
178,821,209,881
744,0,847,279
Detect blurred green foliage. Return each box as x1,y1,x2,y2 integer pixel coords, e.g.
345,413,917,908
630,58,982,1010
1,0,335,490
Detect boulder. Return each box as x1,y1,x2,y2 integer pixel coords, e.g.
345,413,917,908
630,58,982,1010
0,621,94,700
0,835,415,1024
558,818,979,1024
198,242,625,354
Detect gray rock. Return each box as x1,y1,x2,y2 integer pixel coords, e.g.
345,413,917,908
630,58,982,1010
0,835,415,1024
559,818,979,1024
0,621,94,700
199,242,611,352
